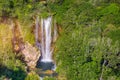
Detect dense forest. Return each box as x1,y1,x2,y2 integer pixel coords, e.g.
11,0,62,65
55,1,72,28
0,0,120,80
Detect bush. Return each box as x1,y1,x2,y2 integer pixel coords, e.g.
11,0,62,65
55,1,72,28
25,72,40,80
55,26,120,80
107,29,120,43
44,77,56,80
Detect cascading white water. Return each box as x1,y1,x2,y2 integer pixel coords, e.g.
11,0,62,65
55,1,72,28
35,16,58,79
41,16,53,62
35,16,57,63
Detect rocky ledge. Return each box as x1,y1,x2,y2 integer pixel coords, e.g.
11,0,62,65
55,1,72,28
21,42,40,71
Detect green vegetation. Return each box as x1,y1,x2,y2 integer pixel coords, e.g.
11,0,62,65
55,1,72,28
25,72,39,80
44,77,56,80
49,0,120,80
0,24,26,80
0,0,120,80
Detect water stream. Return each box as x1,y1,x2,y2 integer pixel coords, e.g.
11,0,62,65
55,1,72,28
35,16,58,78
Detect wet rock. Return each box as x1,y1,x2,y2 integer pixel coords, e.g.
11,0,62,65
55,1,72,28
21,42,40,70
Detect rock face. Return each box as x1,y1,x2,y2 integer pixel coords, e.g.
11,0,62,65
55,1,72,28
12,19,25,53
11,19,41,71
21,42,40,71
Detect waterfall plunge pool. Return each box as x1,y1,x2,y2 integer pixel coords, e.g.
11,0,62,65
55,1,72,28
36,62,57,78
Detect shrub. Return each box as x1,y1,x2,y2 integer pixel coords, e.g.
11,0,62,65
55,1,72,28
25,72,40,80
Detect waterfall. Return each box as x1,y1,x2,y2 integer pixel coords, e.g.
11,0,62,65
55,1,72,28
41,16,53,62
35,16,58,70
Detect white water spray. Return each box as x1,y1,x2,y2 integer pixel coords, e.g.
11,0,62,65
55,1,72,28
35,16,57,63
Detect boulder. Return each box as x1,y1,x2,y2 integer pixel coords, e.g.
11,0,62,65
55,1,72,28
21,42,40,70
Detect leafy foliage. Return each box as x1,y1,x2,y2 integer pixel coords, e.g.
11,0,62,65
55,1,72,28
0,0,120,80
43,77,56,80
25,72,39,80
50,0,120,80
